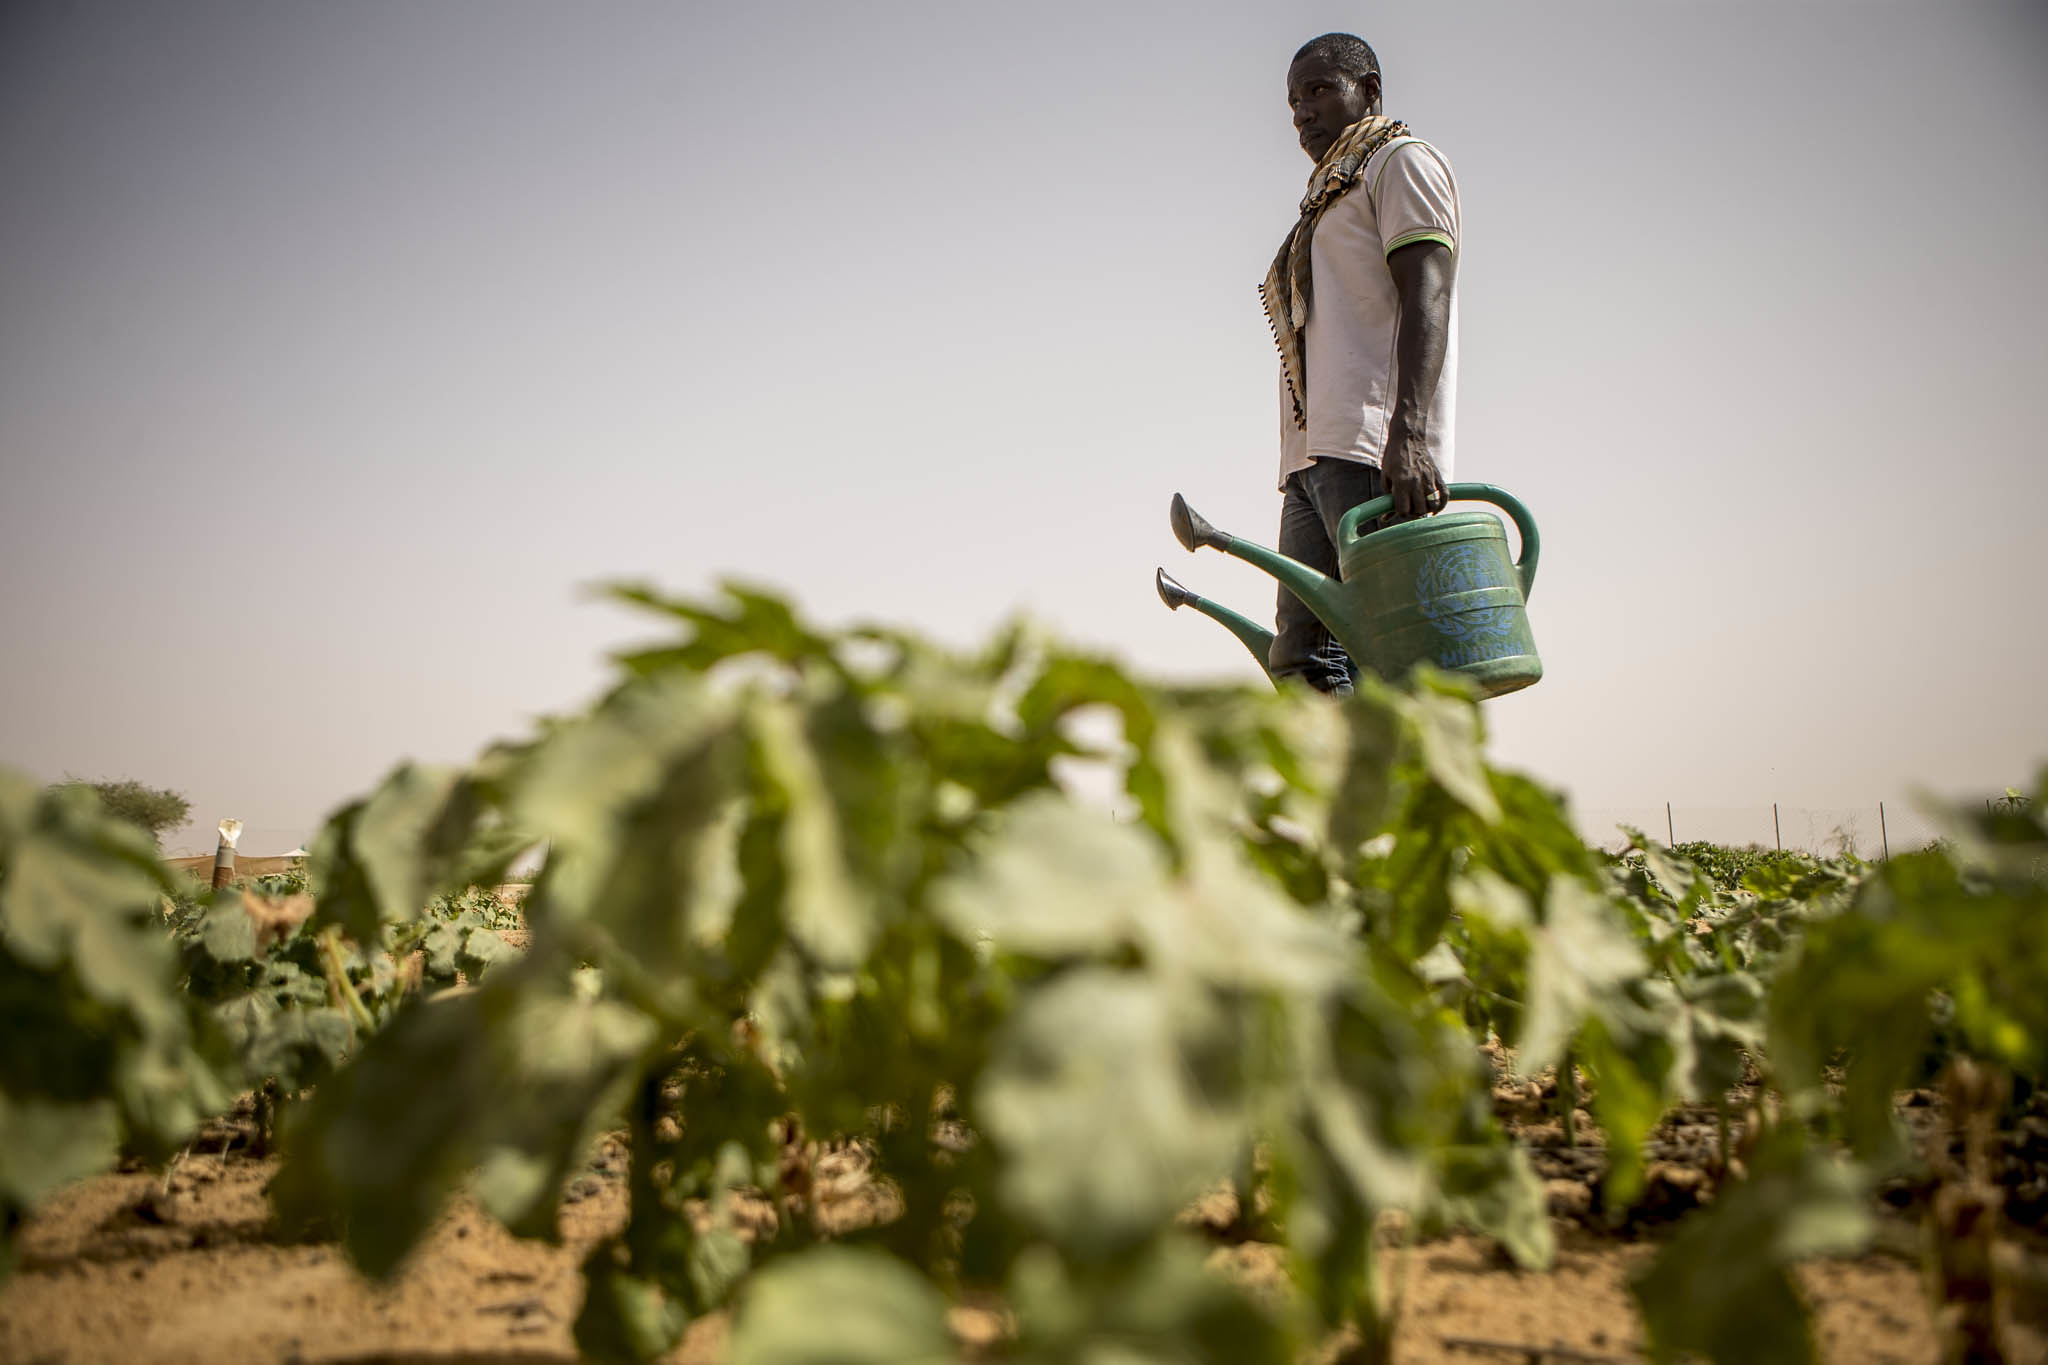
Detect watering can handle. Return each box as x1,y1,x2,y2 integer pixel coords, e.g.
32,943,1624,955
1336,482,1541,600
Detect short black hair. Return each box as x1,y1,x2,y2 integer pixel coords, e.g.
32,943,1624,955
1291,32,1380,82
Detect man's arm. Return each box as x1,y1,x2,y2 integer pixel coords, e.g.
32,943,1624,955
1382,239,1455,520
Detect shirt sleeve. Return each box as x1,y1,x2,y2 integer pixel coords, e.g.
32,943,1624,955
1371,140,1459,258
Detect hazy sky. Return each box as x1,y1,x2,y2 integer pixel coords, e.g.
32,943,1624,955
4,1,2045,855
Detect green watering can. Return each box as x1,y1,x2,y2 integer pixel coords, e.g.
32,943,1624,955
1156,482,1543,697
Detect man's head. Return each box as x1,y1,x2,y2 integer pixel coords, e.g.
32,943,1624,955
1287,33,1382,162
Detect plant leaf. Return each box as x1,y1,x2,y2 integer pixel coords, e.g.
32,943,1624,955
727,1247,954,1365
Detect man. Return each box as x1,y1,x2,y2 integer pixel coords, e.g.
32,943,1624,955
1263,32,1459,694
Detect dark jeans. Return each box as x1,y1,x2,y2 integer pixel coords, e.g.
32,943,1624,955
1269,458,1386,694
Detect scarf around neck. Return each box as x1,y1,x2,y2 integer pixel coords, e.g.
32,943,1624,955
1260,114,1411,431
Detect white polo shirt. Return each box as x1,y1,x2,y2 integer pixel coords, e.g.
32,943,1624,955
1278,136,1461,490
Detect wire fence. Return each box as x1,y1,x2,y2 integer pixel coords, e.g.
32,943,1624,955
1572,803,1949,860
175,808,1964,865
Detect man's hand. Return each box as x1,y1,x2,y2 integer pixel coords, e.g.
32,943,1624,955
1384,238,1455,520
1381,423,1446,521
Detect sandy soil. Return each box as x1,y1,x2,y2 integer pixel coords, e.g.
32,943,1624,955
4,1130,2034,1365
0,1142,697,1365
7,1056,2046,1365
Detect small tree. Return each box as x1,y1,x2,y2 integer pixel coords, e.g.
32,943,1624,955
60,778,191,848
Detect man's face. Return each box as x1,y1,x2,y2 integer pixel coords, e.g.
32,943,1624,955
1287,54,1378,162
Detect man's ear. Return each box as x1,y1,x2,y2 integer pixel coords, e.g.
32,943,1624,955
1363,71,1383,113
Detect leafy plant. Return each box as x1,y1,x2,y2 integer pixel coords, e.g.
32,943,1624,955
248,587,2048,1362
255,584,1575,1363
168,871,524,1148
0,774,233,1273
3,581,2043,1365
1666,840,1827,894
1623,774,2048,1363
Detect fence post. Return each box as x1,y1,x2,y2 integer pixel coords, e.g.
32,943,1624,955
1773,803,1781,852
1665,801,1674,846
210,818,243,890
1879,802,1889,860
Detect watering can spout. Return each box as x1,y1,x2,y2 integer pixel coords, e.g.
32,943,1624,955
1168,493,1233,554
1167,494,1343,628
1153,566,1197,611
1155,568,1276,673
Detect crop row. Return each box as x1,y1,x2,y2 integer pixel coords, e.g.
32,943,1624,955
2,582,2043,1363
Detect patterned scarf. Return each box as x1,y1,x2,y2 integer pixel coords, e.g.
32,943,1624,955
1260,115,1411,430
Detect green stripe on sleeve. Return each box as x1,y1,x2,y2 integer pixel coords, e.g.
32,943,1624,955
1384,230,1455,257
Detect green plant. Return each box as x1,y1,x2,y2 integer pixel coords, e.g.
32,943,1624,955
428,884,523,932
1666,840,1832,894
242,589,2048,1362
0,775,233,1272
249,863,310,897
256,584,1577,1363
1614,780,2048,1364
167,874,524,1149
3,582,2043,1365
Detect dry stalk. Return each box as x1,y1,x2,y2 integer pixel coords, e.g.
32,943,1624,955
1928,1057,2013,1365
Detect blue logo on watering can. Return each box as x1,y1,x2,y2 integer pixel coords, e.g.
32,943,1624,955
1415,545,1520,657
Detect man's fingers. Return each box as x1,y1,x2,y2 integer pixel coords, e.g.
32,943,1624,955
1393,479,1432,519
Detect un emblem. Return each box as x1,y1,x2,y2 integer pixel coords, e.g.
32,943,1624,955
1415,545,1519,644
